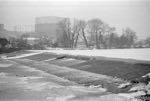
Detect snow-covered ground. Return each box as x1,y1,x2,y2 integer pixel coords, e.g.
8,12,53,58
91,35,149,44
30,48,150,61
2,49,149,101
6,51,45,59
0,58,132,101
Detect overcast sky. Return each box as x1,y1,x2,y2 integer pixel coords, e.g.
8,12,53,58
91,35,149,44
0,0,150,39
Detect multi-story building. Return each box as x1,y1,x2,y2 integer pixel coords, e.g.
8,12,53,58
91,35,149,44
35,16,64,39
0,24,5,31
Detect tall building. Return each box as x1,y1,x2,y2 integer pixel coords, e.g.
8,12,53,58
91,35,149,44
0,24,4,31
35,16,64,39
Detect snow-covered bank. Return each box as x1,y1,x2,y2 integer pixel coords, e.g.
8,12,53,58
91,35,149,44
30,48,150,61
6,51,45,59
0,58,131,101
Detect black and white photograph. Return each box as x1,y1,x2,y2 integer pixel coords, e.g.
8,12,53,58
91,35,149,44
0,0,150,101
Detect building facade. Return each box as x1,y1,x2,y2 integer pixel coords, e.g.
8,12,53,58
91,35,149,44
35,16,64,39
0,24,4,31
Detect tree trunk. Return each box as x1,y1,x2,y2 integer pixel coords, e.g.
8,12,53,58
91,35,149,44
74,32,80,48
72,32,77,48
82,29,88,48
96,33,100,49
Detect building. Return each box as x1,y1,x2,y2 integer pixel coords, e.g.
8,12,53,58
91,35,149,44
0,24,4,31
0,24,23,39
35,16,64,39
13,25,34,32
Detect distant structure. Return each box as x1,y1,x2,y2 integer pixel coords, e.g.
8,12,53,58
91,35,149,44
0,24,5,31
35,16,64,39
13,25,34,32
0,24,23,39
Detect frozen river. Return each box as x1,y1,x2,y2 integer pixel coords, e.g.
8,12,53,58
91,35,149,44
33,48,150,61
9,48,150,61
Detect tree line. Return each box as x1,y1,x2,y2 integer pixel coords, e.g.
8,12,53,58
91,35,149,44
56,18,138,49
1,18,150,50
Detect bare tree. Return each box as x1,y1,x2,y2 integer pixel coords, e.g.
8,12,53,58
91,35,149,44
72,19,81,48
57,19,89,48
102,26,116,48
76,20,89,48
121,27,137,48
109,32,120,48
144,37,150,47
57,18,72,48
87,18,104,49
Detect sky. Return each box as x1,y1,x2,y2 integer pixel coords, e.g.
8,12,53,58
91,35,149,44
0,0,150,39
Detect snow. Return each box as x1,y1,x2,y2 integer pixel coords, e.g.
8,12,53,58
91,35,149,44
46,95,75,101
118,82,131,89
44,58,56,61
129,83,147,92
24,37,39,40
7,51,45,59
118,91,146,99
0,72,7,77
118,83,150,100
1,55,134,101
7,48,150,61
30,48,150,61
142,73,150,78
0,63,13,67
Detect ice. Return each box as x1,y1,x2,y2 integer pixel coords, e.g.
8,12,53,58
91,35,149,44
45,48,150,61
7,51,45,59
11,48,150,61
